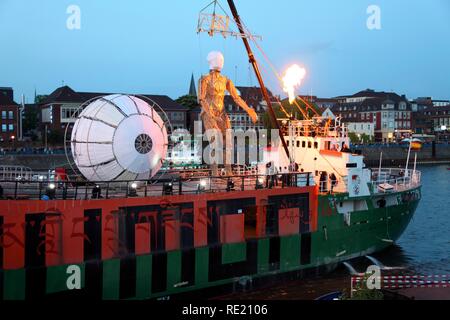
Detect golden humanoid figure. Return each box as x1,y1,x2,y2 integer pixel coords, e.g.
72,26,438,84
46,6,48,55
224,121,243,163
199,51,258,176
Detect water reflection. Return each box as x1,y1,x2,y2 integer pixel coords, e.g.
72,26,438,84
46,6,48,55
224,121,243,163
396,164,450,275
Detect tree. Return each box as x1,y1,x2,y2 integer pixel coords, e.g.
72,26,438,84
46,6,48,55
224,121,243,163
35,95,48,104
360,133,374,144
262,97,320,130
348,132,374,144
22,106,39,133
348,132,360,144
47,129,64,145
176,95,198,110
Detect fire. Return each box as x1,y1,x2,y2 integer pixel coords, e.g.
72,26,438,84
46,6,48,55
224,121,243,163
282,64,306,104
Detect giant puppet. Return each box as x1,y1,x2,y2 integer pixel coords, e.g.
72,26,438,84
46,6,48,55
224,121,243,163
198,51,258,175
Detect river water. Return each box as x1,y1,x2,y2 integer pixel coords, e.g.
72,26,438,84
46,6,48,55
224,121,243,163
394,164,450,275
217,164,450,300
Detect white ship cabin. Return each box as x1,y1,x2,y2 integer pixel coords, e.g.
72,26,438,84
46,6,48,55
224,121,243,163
262,117,372,198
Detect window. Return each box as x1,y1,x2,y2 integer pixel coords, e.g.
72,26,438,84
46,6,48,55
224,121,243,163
1,111,6,119
308,141,312,148
8,124,14,131
296,141,300,148
314,142,318,149
61,106,79,122
302,141,306,148
1,124,6,132
8,111,13,119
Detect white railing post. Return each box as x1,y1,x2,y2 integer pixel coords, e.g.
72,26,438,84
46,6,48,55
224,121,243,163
412,153,417,185
405,140,412,178
378,152,383,181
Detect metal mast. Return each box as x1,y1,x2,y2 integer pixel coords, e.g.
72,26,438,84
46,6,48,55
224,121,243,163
226,0,290,160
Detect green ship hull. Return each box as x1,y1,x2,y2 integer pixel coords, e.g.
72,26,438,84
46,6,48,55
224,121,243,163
1,187,420,300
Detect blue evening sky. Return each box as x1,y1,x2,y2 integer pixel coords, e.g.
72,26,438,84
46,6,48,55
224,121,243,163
1,0,449,103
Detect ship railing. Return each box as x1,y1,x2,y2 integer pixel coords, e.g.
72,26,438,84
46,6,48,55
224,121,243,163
281,118,348,138
0,172,316,201
317,175,348,194
371,168,421,193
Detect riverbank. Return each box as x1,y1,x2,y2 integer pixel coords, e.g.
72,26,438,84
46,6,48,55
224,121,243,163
1,145,450,171
358,143,450,167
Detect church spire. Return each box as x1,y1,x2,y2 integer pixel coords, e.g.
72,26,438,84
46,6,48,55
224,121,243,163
189,73,197,97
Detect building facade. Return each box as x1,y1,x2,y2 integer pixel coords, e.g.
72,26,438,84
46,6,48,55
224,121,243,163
331,89,412,142
40,86,189,136
417,105,450,132
225,86,274,131
347,121,375,141
0,87,20,143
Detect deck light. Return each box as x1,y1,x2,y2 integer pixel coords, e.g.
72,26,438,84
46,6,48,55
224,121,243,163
197,179,207,193
128,182,138,197
226,179,235,192
45,183,56,200
163,181,174,195
92,185,102,199
256,177,265,189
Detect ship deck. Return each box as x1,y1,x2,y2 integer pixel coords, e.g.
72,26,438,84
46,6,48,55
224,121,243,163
0,168,421,201
0,171,316,201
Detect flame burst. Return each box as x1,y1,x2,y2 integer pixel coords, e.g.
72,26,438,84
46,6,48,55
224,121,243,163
282,64,306,104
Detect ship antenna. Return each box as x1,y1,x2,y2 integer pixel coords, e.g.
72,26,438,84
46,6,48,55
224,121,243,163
225,0,290,160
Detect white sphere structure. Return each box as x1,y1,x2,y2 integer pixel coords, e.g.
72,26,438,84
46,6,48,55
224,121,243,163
71,94,169,181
